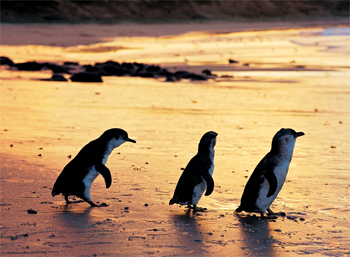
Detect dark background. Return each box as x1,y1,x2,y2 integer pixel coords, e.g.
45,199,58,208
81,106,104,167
1,0,349,23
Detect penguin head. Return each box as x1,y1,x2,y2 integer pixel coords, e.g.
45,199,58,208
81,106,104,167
101,128,136,147
198,131,218,153
271,128,304,151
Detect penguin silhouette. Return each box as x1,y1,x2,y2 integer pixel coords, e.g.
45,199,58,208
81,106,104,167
170,131,217,211
236,128,304,218
52,128,136,207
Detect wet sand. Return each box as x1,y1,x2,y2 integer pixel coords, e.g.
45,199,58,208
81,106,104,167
1,21,349,256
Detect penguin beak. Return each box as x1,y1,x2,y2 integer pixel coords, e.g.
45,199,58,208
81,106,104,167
296,132,305,137
126,138,136,143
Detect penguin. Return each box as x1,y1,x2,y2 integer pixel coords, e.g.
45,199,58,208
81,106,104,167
169,131,217,211
52,128,136,207
236,128,304,218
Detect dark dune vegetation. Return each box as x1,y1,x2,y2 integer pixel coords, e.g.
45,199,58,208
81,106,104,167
1,0,349,23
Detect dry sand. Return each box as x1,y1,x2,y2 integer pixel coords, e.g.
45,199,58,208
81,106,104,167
1,21,349,256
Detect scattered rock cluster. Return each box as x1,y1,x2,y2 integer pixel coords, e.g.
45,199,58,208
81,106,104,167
1,56,217,83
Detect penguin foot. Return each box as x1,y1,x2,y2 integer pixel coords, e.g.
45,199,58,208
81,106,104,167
259,211,278,219
192,205,207,212
87,201,109,207
267,208,278,216
64,195,85,205
267,208,286,217
88,201,98,207
68,200,85,204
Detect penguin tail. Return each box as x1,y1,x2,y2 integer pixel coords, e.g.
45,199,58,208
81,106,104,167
235,206,243,213
51,187,60,197
169,197,177,205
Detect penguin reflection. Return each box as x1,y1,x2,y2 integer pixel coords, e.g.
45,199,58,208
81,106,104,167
170,131,217,211
52,128,136,207
236,128,304,218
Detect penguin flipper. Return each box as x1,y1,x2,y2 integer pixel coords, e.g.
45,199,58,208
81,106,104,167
95,164,112,188
264,170,277,197
202,172,214,196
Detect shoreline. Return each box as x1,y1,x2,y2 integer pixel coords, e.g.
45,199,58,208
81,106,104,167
1,18,348,47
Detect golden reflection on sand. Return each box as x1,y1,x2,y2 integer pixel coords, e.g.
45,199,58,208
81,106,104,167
0,25,349,256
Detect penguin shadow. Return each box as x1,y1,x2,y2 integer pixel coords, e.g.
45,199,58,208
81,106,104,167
235,214,278,256
54,204,98,228
171,209,206,245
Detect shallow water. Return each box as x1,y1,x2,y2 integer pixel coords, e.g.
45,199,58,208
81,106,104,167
1,25,349,256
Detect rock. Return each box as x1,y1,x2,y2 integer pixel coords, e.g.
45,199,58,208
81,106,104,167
202,69,212,75
63,61,79,66
43,63,70,73
146,65,161,72
15,61,44,71
27,209,37,214
190,74,207,81
174,70,192,78
41,74,68,82
157,69,173,77
83,64,100,72
138,71,156,78
101,64,126,76
0,56,15,66
229,59,239,64
165,76,176,82
120,62,135,71
70,72,103,83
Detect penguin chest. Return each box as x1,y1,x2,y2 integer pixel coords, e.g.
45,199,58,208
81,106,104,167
191,162,214,205
192,181,207,206
208,162,214,176
82,166,99,199
256,162,290,211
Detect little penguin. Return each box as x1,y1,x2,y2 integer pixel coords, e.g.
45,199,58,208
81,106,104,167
169,131,217,211
235,128,304,218
52,128,136,207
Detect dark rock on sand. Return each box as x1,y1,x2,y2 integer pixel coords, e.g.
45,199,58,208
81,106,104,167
121,62,135,70
157,69,173,77
229,59,239,64
146,65,162,73
104,60,120,67
84,64,101,73
15,61,44,71
43,63,70,73
137,71,156,78
70,72,103,83
42,74,68,82
202,69,213,75
174,70,192,78
189,73,207,81
174,71,207,81
27,209,37,214
165,76,176,82
63,61,79,66
0,56,15,66
101,64,125,76
5,56,212,82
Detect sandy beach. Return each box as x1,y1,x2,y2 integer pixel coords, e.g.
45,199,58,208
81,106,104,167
1,21,349,256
